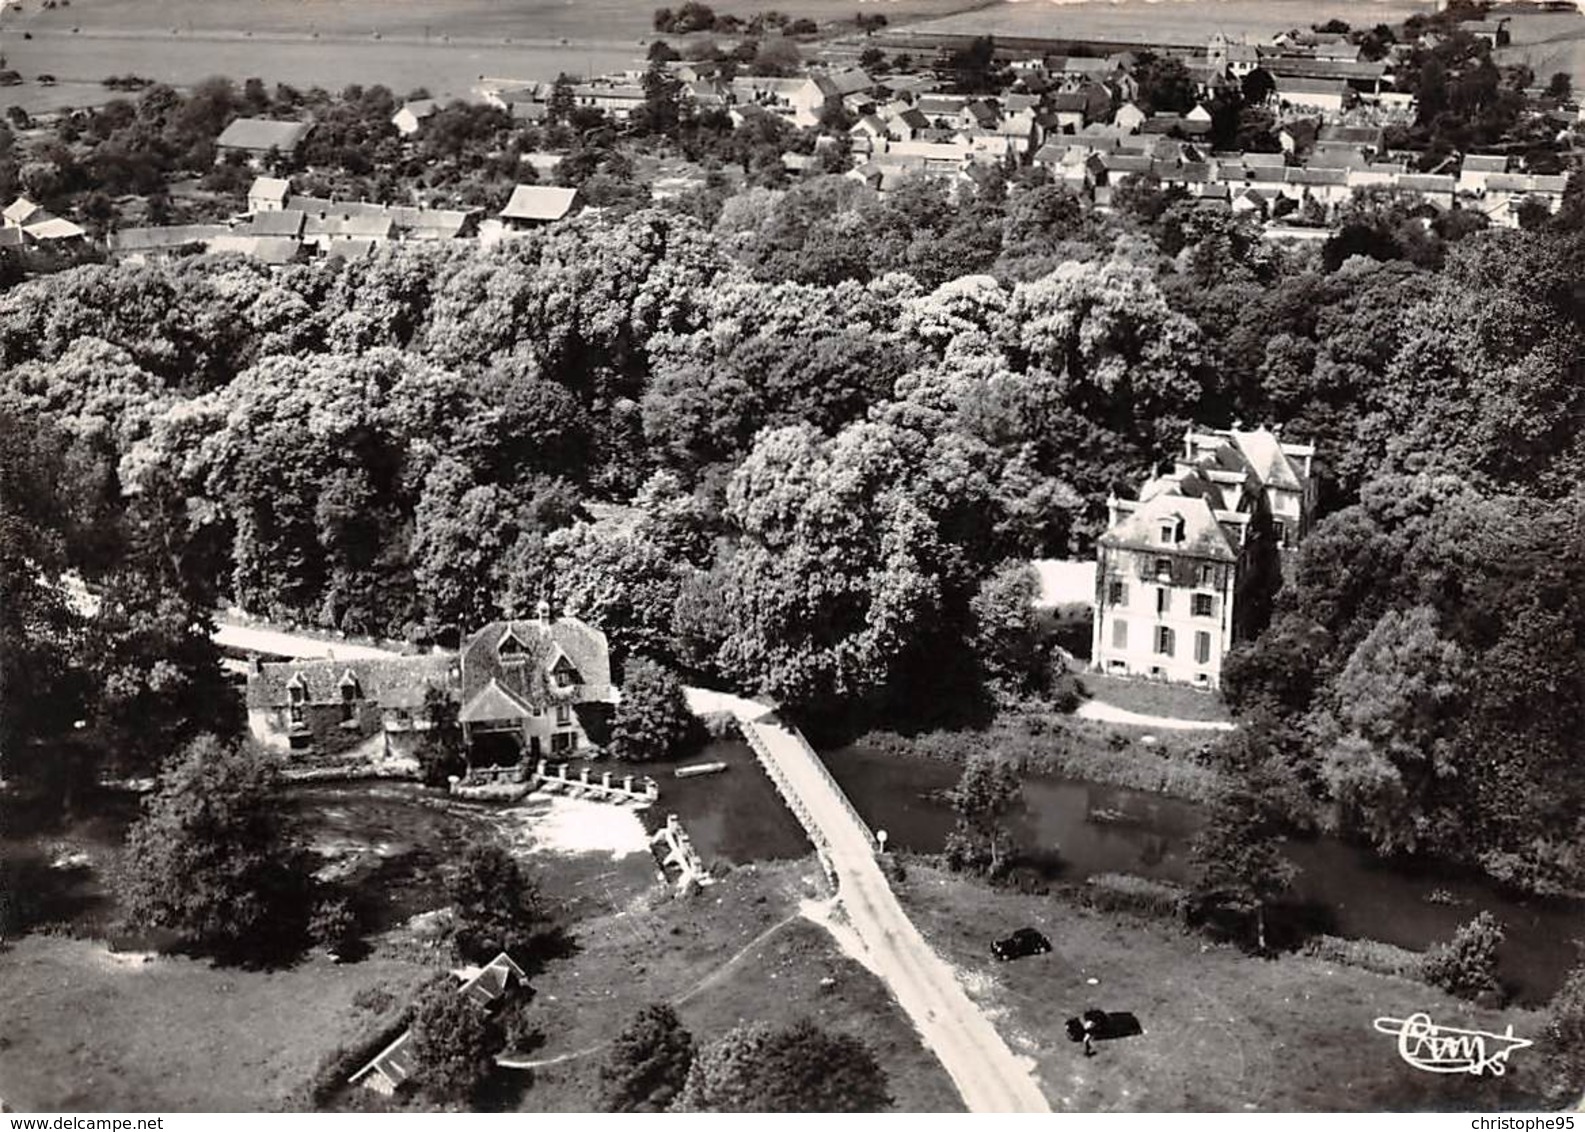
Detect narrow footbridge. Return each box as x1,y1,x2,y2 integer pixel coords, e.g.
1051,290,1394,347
684,688,1051,1115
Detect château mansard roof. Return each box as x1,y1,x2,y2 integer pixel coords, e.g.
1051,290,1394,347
1101,423,1313,563
1099,490,1242,562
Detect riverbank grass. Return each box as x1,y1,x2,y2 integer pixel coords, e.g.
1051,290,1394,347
0,938,433,1111
507,859,964,1111
897,864,1551,1111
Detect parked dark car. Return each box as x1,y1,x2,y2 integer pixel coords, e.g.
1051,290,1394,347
992,927,1051,961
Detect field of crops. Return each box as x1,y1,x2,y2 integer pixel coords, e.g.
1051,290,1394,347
903,0,1439,49
10,0,986,42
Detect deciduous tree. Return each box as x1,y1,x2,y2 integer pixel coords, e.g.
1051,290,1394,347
674,1020,891,1112
599,1003,695,1112
118,736,313,963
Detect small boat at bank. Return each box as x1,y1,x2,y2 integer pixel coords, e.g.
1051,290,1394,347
674,761,729,779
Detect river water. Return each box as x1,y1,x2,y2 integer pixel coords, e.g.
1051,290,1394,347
647,740,1584,1005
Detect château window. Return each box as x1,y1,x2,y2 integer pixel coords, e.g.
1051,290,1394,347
1156,588,1170,615
555,703,571,726
1273,520,1288,545
1195,631,1212,665
1156,626,1175,657
1112,618,1127,649
1199,564,1217,587
1107,579,1127,606
1192,593,1214,618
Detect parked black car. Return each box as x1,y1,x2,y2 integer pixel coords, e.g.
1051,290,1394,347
992,927,1051,961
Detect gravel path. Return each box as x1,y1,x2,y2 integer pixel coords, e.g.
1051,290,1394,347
1074,699,1237,732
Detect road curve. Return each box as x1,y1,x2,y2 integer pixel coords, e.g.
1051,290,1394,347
687,688,1052,1114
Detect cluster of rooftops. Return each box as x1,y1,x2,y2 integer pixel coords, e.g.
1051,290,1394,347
106,173,584,264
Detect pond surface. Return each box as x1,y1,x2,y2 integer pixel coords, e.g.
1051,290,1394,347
660,741,1584,1005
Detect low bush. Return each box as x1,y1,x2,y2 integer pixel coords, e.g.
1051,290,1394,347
1541,958,1585,1101
1423,912,1505,1001
352,984,397,1014
1301,934,1426,980
1082,873,1189,921
852,717,1223,803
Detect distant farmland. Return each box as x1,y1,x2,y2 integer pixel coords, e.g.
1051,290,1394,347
7,0,989,43
0,0,987,109
1498,10,1585,85
898,0,1440,51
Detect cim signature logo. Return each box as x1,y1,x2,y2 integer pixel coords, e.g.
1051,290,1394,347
1373,1013,1534,1077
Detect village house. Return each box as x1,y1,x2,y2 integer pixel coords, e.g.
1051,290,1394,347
572,80,647,121
1113,102,1148,134
350,953,526,1096
1090,425,1316,688
456,607,616,766
1456,153,1511,194
247,176,290,213
215,117,313,168
730,75,827,128
107,225,231,263
245,604,615,768
1272,76,1352,116
1,197,85,245
245,653,458,764
391,98,438,137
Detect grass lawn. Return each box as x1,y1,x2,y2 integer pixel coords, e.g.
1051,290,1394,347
896,864,1553,1112
0,937,432,1112
1079,672,1232,725
504,859,964,1112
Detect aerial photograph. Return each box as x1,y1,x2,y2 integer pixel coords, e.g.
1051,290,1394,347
0,0,1583,1116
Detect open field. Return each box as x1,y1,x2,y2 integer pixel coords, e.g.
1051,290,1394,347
0,33,645,112
1499,12,1585,88
897,864,1554,1112
894,0,1438,49
506,859,966,1112
0,937,432,1111
0,0,985,110
9,0,985,41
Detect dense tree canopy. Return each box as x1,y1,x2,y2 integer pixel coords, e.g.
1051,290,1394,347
599,1003,696,1112
674,1020,892,1112
118,736,313,963
9,166,1585,894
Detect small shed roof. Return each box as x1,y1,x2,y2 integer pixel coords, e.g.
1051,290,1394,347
249,176,291,203
500,185,579,223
